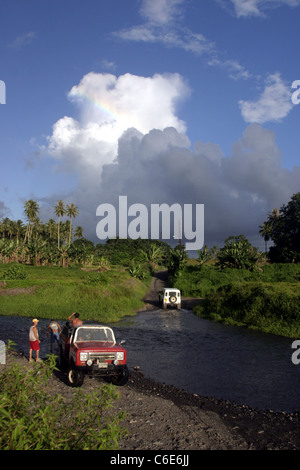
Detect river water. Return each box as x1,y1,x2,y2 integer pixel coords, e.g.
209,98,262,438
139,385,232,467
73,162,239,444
1,309,299,412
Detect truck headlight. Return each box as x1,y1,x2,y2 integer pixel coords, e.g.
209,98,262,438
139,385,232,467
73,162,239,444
79,352,88,362
116,352,124,361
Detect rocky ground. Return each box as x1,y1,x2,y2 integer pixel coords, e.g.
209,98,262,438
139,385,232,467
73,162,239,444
4,352,300,451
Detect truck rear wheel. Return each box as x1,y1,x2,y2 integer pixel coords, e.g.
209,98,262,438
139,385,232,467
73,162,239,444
58,345,67,370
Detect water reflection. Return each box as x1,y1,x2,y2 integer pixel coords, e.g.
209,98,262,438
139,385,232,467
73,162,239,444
1,310,299,412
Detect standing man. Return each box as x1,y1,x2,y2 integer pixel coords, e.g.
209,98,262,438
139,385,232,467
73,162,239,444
47,319,62,353
29,319,41,362
67,312,83,327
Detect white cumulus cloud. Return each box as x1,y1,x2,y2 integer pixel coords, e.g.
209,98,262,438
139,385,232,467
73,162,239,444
140,0,185,25
45,72,190,172
227,0,300,17
239,73,293,123
41,72,300,249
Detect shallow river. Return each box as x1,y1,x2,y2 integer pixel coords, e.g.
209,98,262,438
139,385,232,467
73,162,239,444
1,309,300,412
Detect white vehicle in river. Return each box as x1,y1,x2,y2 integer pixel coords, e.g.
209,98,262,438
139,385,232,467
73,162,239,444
159,288,181,310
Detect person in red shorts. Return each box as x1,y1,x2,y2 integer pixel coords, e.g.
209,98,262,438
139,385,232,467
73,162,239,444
29,318,41,362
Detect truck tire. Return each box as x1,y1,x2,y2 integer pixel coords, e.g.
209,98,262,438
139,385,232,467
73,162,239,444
111,365,129,386
58,345,67,370
67,366,84,387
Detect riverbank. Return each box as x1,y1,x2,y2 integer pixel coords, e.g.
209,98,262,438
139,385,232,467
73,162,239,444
0,263,151,323
175,263,300,339
3,352,300,450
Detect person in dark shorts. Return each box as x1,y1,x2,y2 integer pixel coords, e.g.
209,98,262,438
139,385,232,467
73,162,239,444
47,320,62,353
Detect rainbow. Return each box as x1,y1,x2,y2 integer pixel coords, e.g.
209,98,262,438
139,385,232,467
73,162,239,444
69,85,142,131
72,91,127,122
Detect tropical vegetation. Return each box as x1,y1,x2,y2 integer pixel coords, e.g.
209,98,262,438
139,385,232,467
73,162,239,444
0,351,126,450
1,192,300,336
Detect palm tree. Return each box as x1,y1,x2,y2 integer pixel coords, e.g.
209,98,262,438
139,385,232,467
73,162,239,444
66,203,79,246
259,221,273,254
54,200,66,249
74,226,84,239
0,217,11,239
14,220,24,245
46,219,57,241
61,220,70,246
24,200,39,243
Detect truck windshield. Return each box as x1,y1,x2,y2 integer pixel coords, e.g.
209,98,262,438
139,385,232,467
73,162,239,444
74,327,115,343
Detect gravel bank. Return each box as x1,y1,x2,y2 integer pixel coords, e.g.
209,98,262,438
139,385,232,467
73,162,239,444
4,352,300,451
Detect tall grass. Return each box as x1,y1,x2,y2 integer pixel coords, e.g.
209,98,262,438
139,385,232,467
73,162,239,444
0,264,150,323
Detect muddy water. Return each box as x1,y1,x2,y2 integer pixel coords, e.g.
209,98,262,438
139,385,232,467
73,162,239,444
1,310,299,412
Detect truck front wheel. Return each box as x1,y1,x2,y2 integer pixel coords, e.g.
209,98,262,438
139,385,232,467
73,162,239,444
67,366,84,387
111,365,129,386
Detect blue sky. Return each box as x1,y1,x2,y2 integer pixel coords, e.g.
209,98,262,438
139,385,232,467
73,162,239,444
0,0,299,250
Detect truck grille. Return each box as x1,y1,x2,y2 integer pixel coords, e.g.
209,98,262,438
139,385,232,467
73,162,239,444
89,353,116,362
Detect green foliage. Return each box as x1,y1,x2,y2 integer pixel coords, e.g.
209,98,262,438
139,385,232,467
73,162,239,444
261,192,300,263
166,245,188,285
2,264,28,280
85,271,110,285
196,281,300,338
177,262,300,297
197,245,211,265
176,262,300,337
217,235,261,270
96,238,170,267
0,354,126,450
128,263,148,280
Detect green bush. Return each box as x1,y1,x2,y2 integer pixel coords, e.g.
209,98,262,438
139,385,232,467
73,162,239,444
196,281,300,337
85,272,110,285
2,264,28,280
175,262,300,297
0,353,126,450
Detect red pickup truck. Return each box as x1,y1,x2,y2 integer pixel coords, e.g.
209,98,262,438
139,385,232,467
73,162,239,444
59,324,129,387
